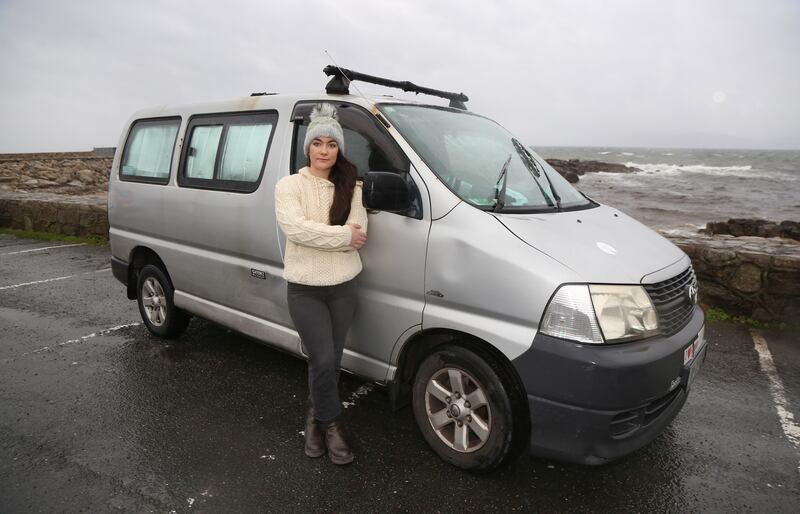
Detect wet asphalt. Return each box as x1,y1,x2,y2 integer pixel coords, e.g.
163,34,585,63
1,234,799,513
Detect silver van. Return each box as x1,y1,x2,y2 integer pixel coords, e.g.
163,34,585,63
109,67,706,471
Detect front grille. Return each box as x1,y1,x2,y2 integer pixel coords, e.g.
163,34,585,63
643,266,697,336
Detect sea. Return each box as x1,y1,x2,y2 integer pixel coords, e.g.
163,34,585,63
534,146,800,235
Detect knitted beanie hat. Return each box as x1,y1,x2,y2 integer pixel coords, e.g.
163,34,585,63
303,103,345,157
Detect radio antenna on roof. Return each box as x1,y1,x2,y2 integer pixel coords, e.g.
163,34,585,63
322,64,469,110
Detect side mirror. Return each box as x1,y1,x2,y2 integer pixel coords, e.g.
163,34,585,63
362,171,411,213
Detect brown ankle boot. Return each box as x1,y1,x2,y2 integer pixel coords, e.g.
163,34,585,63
304,409,325,458
325,421,354,465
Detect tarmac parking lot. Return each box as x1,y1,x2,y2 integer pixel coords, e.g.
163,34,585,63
1,235,799,513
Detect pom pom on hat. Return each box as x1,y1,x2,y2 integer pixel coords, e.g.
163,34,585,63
303,103,345,156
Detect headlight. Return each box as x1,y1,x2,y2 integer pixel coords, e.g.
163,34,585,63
540,284,659,344
589,284,659,342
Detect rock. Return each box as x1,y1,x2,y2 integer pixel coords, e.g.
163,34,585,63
564,171,579,183
738,251,773,268
767,270,800,296
780,221,800,241
545,159,640,178
773,255,800,270
757,222,781,238
751,307,774,323
727,218,766,237
67,180,83,187
24,179,39,186
77,169,95,185
705,221,730,235
706,218,800,241
731,263,762,293
702,247,737,267
699,282,745,312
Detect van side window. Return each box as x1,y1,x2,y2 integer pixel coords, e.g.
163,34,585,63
291,103,409,177
185,125,222,179
179,111,278,193
120,117,181,184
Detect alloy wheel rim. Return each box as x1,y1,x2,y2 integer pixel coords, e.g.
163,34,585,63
424,367,492,453
141,277,167,327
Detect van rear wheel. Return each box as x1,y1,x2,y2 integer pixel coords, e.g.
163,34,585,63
136,264,190,338
412,345,526,472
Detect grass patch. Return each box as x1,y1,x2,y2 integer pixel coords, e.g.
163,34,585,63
704,307,731,322
0,227,108,247
703,305,787,329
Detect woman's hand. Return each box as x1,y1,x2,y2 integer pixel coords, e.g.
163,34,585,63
347,223,367,249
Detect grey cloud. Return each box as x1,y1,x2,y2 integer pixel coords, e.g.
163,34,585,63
0,0,797,152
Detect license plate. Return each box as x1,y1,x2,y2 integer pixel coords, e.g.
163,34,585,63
684,326,706,388
684,326,706,366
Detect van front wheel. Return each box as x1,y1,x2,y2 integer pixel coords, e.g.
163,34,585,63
412,345,525,472
136,264,190,338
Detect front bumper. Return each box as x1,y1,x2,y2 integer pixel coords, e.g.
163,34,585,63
512,305,706,465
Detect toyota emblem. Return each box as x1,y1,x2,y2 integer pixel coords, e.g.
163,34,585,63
686,282,698,304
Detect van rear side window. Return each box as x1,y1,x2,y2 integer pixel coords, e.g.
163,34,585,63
120,117,181,183
179,111,278,193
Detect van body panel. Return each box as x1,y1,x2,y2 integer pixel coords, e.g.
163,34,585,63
493,206,685,284
422,202,577,361
339,167,431,381
174,290,301,354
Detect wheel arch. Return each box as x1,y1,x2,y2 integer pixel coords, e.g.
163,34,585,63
126,246,171,300
389,328,529,420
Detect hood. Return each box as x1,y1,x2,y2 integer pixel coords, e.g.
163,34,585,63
492,205,685,284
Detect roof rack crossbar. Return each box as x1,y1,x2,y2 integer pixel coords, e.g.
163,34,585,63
323,65,469,110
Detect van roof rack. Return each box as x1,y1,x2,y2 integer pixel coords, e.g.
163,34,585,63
323,65,469,110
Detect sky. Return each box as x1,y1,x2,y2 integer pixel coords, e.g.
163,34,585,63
0,0,798,152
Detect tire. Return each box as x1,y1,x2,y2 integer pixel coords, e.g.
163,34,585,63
412,345,527,472
136,264,190,338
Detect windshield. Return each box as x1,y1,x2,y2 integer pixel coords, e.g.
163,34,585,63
379,104,592,212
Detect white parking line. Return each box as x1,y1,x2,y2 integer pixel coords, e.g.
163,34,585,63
0,243,87,256
751,329,800,475
0,268,111,291
32,322,141,354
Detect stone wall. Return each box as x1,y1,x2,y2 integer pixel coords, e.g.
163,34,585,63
668,233,799,323
0,192,108,238
0,152,111,195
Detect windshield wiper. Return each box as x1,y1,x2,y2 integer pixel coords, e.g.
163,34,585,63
512,138,562,211
492,153,513,212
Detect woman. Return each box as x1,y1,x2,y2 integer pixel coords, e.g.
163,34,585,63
274,103,368,465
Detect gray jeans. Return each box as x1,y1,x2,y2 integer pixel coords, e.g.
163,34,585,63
287,279,357,423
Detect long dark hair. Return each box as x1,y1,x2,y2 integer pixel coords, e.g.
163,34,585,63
327,154,358,226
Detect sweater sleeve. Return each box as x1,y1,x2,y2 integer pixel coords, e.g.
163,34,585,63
314,181,369,253
275,177,352,250
345,181,368,233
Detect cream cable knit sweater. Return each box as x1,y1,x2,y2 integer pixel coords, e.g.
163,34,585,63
275,167,368,286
